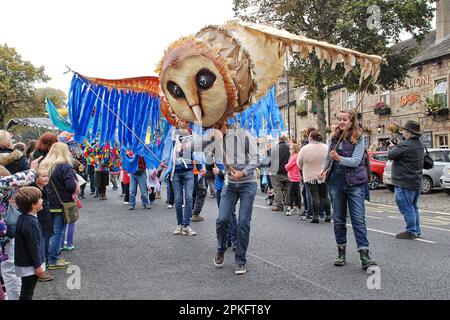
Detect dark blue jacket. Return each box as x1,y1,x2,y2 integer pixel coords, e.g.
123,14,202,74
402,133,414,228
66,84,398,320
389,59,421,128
34,184,53,237
0,147,30,174
48,163,77,211
388,138,424,191
14,213,45,268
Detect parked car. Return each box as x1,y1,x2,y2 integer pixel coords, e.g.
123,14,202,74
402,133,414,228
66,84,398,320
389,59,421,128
383,148,450,194
368,151,388,190
440,164,450,195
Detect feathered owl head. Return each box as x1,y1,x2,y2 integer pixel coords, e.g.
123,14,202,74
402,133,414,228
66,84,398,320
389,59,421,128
158,36,239,128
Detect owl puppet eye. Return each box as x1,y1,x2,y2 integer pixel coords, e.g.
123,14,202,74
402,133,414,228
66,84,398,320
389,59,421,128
167,81,185,99
195,68,216,91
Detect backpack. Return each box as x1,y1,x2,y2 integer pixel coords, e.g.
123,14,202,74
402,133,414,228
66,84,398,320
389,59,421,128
423,147,434,170
3,204,22,239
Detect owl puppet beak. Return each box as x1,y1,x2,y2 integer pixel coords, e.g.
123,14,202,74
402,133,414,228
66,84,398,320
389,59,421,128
191,105,202,122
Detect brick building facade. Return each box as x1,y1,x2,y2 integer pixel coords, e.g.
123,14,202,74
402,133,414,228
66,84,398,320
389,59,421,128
277,1,450,148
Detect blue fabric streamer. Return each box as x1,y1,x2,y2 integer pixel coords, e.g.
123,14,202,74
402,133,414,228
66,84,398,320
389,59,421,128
46,98,72,132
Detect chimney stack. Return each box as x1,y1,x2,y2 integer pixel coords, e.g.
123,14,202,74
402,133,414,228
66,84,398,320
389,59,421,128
436,0,450,42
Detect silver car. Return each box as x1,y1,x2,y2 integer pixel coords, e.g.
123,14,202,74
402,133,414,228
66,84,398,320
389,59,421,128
383,148,450,194
440,164,450,195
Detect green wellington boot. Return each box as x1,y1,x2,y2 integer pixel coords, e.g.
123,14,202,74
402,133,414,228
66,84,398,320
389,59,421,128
334,246,346,266
359,249,377,270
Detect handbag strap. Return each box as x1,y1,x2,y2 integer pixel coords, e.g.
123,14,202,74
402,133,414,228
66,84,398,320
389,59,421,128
424,146,430,155
50,179,64,206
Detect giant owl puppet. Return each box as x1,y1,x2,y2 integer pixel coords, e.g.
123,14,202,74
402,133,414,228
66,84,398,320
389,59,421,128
157,21,383,128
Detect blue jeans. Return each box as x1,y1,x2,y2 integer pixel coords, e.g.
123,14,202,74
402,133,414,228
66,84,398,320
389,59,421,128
172,170,194,227
395,187,421,236
129,173,148,208
304,183,311,212
216,189,238,245
216,182,257,265
193,175,207,215
48,212,64,264
328,170,369,251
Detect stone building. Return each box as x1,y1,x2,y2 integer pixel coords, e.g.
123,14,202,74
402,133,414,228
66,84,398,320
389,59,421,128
277,0,450,148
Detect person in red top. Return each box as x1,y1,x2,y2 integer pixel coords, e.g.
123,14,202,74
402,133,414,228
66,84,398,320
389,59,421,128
284,144,302,216
121,170,130,204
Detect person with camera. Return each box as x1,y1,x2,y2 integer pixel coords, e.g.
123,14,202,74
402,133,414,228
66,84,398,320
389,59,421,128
387,120,424,240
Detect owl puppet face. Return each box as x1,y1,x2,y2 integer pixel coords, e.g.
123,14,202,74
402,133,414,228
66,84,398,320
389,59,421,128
158,37,238,128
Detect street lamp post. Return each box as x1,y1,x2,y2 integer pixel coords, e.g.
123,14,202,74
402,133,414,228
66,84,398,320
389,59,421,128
286,71,290,137
286,51,290,138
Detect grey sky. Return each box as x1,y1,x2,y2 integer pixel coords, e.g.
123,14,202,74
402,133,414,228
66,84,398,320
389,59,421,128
0,0,234,94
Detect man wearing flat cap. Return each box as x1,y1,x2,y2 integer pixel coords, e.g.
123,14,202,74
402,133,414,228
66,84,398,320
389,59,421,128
387,120,424,240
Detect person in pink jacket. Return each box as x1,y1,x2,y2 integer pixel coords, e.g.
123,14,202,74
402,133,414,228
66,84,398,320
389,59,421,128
284,144,302,216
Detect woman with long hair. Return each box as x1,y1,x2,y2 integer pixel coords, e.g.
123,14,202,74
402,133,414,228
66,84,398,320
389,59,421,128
321,110,376,270
39,142,77,270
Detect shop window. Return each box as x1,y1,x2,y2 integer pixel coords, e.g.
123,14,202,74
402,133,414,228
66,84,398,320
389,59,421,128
435,134,449,149
433,79,448,109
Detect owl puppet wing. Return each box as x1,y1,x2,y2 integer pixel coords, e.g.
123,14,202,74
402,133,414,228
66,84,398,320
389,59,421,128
157,20,384,128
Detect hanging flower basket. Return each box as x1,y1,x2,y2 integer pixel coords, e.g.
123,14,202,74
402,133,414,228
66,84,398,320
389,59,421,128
296,102,307,116
425,97,443,115
387,123,400,134
372,101,390,115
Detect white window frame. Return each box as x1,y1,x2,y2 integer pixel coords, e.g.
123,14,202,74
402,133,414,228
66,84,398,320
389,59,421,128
380,90,390,107
433,79,448,109
435,134,449,149
346,92,356,110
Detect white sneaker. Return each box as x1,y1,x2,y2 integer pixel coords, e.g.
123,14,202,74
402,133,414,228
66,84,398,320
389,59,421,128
124,201,129,205
167,204,174,209
173,225,182,235
182,226,197,236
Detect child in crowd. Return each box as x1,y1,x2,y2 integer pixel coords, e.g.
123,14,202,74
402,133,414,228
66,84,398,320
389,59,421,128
147,168,160,205
75,161,88,199
33,169,55,281
121,170,130,204
14,186,53,300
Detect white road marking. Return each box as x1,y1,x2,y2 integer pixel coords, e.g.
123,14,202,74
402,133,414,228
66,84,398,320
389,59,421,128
254,204,268,209
388,216,450,232
346,224,437,244
367,202,450,216
366,215,383,220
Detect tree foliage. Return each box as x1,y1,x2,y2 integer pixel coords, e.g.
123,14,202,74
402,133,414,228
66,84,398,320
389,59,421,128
233,0,435,138
0,44,50,127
